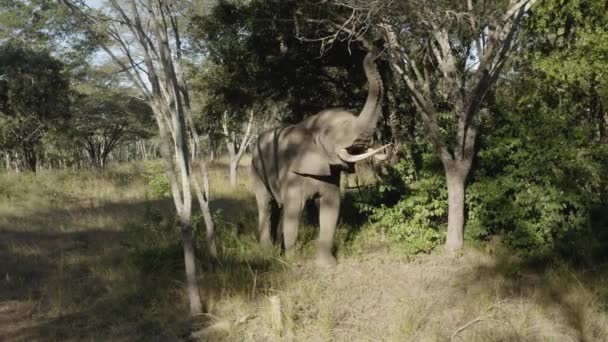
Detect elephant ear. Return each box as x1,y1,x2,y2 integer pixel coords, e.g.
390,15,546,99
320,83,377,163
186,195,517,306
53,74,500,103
289,134,332,176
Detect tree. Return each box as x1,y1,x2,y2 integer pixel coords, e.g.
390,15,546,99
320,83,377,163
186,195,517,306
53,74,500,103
61,0,217,315
187,59,257,187
0,43,70,171
69,63,154,168
298,0,538,252
188,0,379,122
222,109,254,187
71,88,154,168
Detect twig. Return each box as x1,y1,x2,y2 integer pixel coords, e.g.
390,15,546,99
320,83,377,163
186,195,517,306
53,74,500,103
450,317,487,340
450,301,505,340
272,256,295,270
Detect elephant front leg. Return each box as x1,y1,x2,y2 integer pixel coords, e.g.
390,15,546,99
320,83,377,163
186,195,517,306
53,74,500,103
282,192,304,256
317,190,340,267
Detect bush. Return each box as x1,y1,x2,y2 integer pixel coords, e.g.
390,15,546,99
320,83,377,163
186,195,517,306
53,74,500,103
146,165,172,199
355,147,447,255
360,106,608,260
466,105,608,260
370,173,446,254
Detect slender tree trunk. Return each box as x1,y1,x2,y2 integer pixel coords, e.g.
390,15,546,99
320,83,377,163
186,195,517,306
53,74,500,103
223,110,254,187
155,106,203,315
192,168,217,259
601,111,607,144
23,147,37,172
228,148,238,187
229,160,237,187
179,210,202,315
444,167,468,252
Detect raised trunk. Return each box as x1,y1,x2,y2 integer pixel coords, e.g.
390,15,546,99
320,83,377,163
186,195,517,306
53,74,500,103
354,53,384,137
445,169,466,252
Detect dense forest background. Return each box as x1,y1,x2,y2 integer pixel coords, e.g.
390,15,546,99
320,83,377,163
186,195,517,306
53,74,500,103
1,0,607,340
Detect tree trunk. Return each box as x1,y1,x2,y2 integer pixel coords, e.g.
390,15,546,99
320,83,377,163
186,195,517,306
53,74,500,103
192,171,218,259
179,211,203,315
444,168,467,252
229,159,238,187
23,147,37,172
599,111,607,144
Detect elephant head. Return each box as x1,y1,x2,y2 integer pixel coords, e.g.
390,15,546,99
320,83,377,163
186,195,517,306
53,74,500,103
289,52,390,176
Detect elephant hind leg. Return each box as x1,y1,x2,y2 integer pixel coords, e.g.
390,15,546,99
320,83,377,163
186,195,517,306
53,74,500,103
253,180,274,248
282,190,305,254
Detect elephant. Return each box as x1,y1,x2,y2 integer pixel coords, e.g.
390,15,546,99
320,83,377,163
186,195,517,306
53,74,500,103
250,52,389,267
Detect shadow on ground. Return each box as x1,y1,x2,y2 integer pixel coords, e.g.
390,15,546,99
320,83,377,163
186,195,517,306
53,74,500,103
0,195,284,341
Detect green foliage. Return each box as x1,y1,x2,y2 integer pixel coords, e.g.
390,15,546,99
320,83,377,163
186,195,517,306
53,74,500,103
125,207,181,272
188,0,375,123
69,71,155,168
0,43,70,170
360,151,447,255
146,165,172,199
466,88,608,259
370,181,446,254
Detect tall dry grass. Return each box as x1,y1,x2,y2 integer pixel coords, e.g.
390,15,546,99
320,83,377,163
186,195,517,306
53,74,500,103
1,157,607,341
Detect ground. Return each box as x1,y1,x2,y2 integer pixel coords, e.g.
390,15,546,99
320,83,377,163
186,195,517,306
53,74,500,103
1,158,607,341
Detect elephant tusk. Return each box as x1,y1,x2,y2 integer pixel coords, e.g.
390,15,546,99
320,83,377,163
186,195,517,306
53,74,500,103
338,144,392,163
371,151,389,161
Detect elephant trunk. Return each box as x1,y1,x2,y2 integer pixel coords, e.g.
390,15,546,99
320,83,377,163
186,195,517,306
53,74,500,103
352,52,383,148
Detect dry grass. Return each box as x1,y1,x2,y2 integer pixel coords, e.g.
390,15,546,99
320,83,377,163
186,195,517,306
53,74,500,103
1,157,607,341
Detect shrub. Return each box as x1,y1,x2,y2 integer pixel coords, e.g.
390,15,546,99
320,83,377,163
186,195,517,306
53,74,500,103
146,165,172,199
466,107,608,259
356,147,447,255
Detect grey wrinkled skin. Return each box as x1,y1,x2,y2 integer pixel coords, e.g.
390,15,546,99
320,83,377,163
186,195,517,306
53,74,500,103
251,52,385,267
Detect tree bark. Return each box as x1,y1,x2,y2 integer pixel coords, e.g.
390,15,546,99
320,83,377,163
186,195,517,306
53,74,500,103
23,146,37,172
223,110,254,187
601,111,607,144
179,211,203,315
444,168,467,252
229,159,238,187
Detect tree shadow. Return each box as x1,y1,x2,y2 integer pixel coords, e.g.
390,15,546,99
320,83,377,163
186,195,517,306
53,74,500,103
448,247,608,341
0,196,286,341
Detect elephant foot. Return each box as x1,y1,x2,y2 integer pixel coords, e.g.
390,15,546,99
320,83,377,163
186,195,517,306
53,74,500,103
283,249,301,265
315,252,337,268
260,236,273,249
